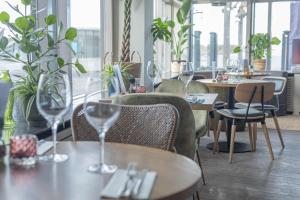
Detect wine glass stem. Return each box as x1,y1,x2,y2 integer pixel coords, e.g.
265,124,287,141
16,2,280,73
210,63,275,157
99,134,105,167
51,121,59,156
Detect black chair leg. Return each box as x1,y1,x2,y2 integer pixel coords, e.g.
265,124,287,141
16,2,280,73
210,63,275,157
196,149,206,185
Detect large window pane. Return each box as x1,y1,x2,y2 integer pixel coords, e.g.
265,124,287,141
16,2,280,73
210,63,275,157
193,4,224,70
254,3,268,34
271,2,290,70
0,1,28,73
192,2,248,71
70,0,101,96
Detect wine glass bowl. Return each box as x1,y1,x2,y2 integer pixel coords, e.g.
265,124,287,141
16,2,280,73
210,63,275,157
37,71,71,162
178,62,194,97
84,72,121,174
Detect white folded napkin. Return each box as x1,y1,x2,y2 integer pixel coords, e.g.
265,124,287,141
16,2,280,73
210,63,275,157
37,141,53,156
101,169,157,199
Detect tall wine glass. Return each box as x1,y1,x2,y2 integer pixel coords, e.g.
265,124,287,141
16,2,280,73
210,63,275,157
146,61,161,92
179,62,194,97
84,72,121,174
37,71,71,162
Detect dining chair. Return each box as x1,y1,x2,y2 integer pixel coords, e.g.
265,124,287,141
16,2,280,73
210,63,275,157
215,82,275,163
155,79,209,141
115,93,206,191
72,104,179,152
235,76,286,149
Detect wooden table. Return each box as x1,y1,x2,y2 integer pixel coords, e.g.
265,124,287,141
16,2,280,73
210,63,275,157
0,142,201,200
198,79,269,153
190,93,218,112
225,71,270,79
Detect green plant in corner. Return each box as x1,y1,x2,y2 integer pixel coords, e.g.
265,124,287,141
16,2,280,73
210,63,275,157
0,0,86,126
103,62,133,85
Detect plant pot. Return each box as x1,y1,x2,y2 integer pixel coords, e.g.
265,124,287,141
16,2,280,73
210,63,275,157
252,59,266,71
23,97,47,127
171,60,186,75
14,95,47,127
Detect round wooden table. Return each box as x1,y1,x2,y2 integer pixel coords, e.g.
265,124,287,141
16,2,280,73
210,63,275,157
0,142,201,200
199,79,269,153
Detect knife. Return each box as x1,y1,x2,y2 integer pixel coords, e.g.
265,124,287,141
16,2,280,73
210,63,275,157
132,169,148,198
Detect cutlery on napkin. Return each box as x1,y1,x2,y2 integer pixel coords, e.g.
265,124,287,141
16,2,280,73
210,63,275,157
101,169,157,199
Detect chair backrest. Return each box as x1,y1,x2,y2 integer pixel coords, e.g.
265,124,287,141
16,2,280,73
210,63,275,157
155,79,209,94
235,82,275,104
115,93,196,159
72,103,179,152
156,79,209,139
262,76,287,95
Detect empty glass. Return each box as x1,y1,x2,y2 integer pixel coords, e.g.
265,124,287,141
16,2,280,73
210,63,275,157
84,72,121,174
179,62,194,97
37,72,71,162
146,61,161,92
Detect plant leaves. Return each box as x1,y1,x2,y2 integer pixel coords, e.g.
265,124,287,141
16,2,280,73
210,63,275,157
75,59,87,73
0,36,8,49
45,15,57,25
57,57,64,67
0,70,11,83
0,11,10,23
233,46,241,53
21,0,32,6
47,33,54,47
271,37,281,45
65,27,77,41
15,17,29,31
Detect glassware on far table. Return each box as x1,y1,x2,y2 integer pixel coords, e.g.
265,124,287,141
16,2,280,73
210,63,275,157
37,71,71,162
178,62,194,97
84,72,121,174
146,61,161,92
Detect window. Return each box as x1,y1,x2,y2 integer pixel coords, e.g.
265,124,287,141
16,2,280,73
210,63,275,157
253,1,300,70
192,2,248,71
0,0,29,74
153,0,174,76
70,0,101,97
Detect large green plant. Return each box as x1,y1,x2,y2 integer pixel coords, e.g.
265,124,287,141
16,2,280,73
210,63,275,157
172,0,193,61
0,0,86,121
151,18,174,45
151,0,193,61
233,33,281,60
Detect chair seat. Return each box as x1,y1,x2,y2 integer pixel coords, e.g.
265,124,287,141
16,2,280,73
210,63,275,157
235,103,276,110
214,101,226,110
217,108,264,119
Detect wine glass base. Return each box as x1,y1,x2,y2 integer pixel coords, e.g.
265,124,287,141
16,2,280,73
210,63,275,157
39,154,68,163
88,163,117,174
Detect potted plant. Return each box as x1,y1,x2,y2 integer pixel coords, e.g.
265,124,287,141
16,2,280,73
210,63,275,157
171,0,193,74
0,0,86,127
151,17,174,76
234,33,281,71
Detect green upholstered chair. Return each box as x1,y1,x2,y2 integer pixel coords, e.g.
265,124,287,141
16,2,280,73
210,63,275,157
156,79,209,140
115,93,196,159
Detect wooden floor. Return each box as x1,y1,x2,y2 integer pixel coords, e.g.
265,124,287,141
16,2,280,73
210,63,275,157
198,128,300,200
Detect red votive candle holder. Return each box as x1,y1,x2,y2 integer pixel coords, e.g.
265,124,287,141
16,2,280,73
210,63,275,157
10,134,37,166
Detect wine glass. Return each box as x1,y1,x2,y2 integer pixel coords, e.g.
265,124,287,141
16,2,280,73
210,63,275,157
146,61,161,92
36,71,71,162
179,62,194,97
84,72,121,174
